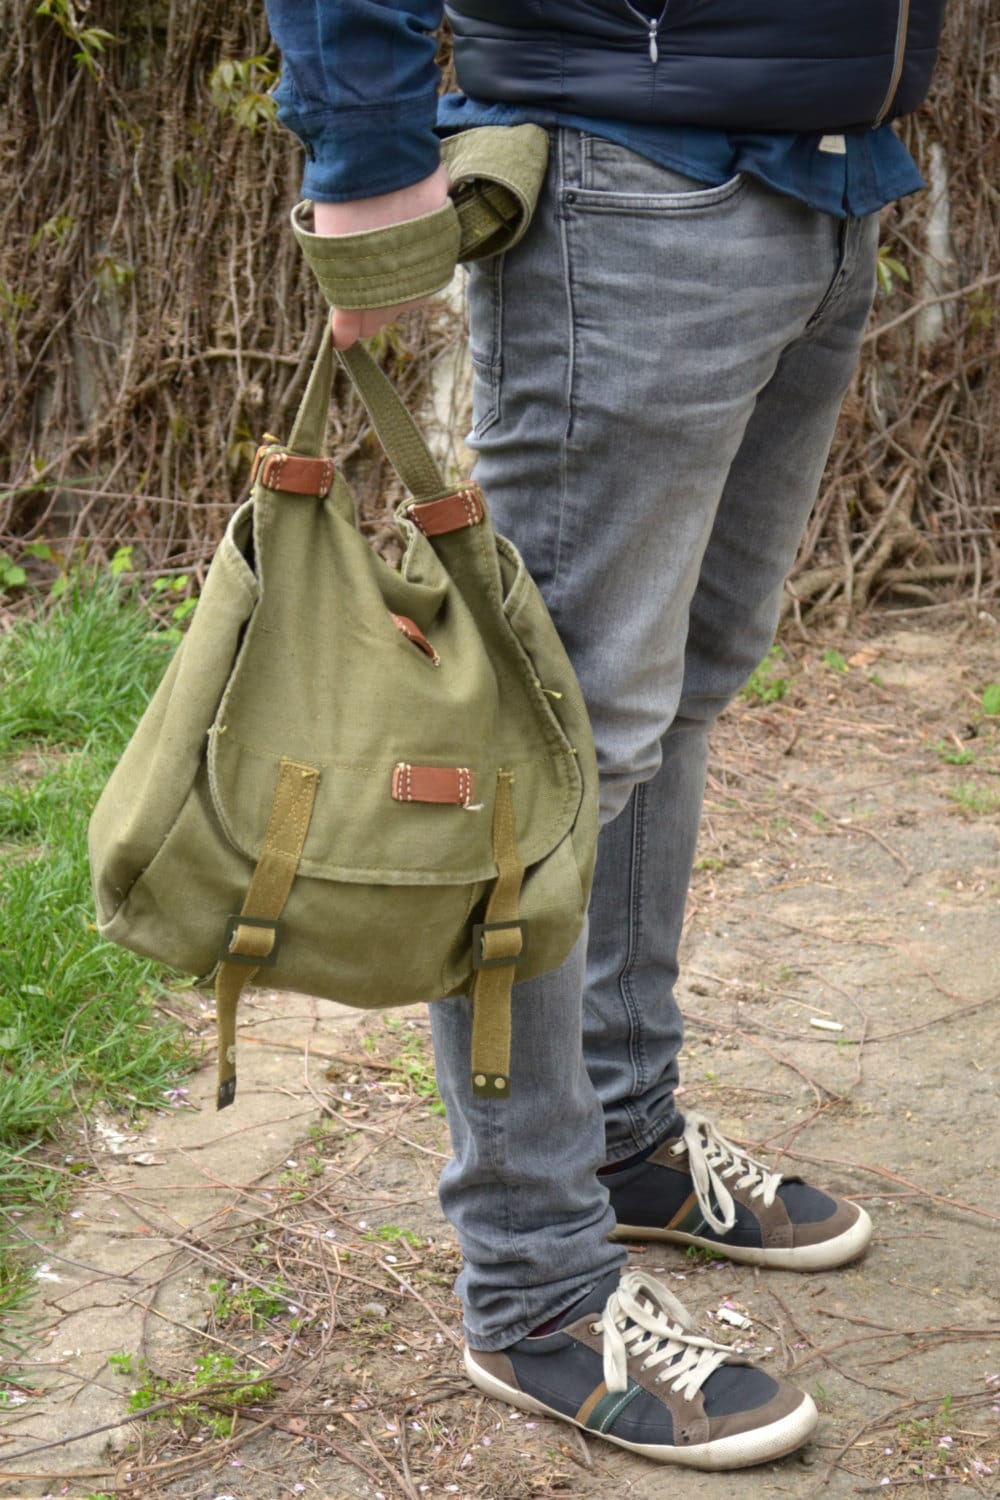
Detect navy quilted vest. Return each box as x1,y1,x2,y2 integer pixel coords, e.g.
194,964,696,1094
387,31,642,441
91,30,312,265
445,1,948,133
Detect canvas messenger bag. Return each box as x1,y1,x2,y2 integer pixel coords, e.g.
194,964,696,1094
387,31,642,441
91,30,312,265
88,127,599,1112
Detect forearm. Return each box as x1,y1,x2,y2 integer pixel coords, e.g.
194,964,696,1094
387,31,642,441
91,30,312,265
312,163,450,234
307,161,453,346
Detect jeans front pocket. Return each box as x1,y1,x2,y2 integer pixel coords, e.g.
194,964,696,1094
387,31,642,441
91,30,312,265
575,134,745,214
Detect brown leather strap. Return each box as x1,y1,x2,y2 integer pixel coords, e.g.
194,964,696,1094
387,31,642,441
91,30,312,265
252,447,335,498
389,612,440,666
407,484,485,537
391,763,475,806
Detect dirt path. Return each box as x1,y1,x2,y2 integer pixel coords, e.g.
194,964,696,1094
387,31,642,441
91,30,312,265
1,615,998,1499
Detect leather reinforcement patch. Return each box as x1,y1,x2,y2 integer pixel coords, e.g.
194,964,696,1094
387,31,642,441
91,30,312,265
407,484,485,536
391,763,475,806
253,449,335,498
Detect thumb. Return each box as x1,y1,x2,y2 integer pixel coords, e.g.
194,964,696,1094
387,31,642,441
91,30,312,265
330,307,364,350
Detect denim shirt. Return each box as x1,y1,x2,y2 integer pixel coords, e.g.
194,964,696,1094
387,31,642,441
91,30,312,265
436,97,923,220
265,0,924,217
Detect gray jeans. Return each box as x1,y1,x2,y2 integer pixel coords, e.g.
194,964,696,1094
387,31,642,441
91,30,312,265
428,128,879,1348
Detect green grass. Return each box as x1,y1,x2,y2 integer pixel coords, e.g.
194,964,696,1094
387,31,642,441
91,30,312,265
739,645,790,705
0,575,191,1311
0,574,170,748
945,780,1000,817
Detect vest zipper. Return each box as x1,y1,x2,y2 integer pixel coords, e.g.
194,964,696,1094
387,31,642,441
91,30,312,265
622,1,671,64
873,0,911,125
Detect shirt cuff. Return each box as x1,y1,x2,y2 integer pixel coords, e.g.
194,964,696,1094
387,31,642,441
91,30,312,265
276,90,442,202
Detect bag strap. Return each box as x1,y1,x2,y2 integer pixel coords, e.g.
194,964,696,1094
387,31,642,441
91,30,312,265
215,758,320,1110
288,334,450,503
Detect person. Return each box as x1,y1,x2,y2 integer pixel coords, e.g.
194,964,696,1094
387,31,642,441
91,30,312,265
262,0,948,1470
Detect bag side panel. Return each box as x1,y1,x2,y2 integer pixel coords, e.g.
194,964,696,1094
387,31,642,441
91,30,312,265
88,510,259,924
97,758,252,974
392,515,591,870
513,828,587,981
498,536,599,908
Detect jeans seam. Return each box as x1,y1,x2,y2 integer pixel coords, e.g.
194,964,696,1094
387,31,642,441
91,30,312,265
805,217,858,333
555,130,577,594
487,1098,527,1287
565,175,748,214
470,257,504,438
580,130,594,186
620,784,648,1140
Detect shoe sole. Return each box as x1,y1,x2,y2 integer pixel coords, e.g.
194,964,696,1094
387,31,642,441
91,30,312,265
610,1204,873,1271
465,1348,818,1469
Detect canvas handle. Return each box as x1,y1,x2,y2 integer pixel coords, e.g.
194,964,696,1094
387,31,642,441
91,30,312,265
287,333,451,504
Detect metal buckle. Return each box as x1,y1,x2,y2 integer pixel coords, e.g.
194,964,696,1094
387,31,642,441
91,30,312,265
219,914,282,967
471,919,528,971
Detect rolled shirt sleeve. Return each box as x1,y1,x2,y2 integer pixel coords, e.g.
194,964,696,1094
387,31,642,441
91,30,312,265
265,0,445,201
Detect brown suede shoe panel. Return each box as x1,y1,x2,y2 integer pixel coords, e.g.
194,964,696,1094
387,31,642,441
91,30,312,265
789,1195,861,1248
706,1380,811,1442
466,1347,518,1384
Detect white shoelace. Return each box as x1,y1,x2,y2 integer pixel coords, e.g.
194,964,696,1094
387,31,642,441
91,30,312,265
595,1271,732,1397
671,1111,784,1236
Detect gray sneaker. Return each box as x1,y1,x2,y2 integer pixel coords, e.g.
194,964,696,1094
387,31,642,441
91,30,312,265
465,1270,817,1469
607,1111,872,1271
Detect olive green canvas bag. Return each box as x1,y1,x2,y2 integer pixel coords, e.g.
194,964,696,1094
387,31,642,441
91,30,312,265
88,127,598,1112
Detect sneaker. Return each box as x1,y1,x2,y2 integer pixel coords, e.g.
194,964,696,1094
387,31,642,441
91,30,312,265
607,1110,872,1270
465,1269,817,1468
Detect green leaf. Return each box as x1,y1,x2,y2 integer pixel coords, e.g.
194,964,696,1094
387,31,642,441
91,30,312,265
982,683,1000,716
171,598,197,625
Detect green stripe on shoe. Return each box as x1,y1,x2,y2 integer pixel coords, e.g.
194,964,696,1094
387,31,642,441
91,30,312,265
583,1380,645,1434
667,1190,711,1238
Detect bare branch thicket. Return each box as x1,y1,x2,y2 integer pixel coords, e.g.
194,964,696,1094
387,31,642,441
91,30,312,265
0,2,997,617
788,3,1000,622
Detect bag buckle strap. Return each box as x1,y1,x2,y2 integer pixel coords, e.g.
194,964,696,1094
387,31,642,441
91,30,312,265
220,914,283,968
472,918,528,971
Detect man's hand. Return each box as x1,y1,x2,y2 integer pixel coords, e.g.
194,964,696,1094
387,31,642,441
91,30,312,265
313,162,451,348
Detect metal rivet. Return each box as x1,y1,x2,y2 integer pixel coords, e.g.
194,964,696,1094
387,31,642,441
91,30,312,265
493,1077,506,1090
474,1074,486,1088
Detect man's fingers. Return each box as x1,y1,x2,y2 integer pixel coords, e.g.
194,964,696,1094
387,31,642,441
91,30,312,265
330,307,364,350
330,301,422,349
